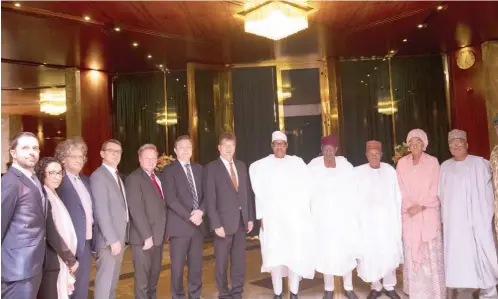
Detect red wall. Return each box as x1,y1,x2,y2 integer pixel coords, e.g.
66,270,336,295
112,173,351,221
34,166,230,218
80,70,112,175
449,47,490,158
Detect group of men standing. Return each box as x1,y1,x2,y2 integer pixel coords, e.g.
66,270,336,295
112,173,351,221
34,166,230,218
2,126,498,299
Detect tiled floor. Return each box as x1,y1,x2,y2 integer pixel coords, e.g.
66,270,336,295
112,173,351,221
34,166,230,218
92,240,408,299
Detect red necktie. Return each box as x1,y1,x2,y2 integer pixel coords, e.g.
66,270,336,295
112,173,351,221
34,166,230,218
150,173,164,200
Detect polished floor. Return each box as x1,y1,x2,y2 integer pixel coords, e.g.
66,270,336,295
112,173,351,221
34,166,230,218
90,239,408,299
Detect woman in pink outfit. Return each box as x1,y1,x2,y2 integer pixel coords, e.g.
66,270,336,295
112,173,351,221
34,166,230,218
396,129,446,299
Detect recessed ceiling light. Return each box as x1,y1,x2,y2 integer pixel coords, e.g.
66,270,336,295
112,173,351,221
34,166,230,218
361,80,364,83
437,4,446,11
390,50,395,54
374,67,378,70
417,23,426,29
147,54,152,59
84,15,91,21
18,87,23,90
114,26,121,32
159,64,163,68
367,74,370,77
403,38,408,42
176,78,179,82
132,42,139,47
14,2,21,7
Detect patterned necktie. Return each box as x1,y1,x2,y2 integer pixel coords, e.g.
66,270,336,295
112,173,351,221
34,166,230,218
229,162,238,191
185,164,199,209
150,173,164,200
115,170,125,199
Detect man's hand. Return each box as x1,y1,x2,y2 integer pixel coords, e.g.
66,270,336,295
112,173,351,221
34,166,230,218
215,227,226,238
189,209,204,226
247,221,254,233
260,219,264,231
110,241,122,256
408,205,425,216
69,261,79,274
143,237,154,250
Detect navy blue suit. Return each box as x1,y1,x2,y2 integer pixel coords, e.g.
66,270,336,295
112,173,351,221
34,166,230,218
1,166,46,299
57,173,96,299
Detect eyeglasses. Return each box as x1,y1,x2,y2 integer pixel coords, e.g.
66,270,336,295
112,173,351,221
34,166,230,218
46,171,64,178
103,149,123,155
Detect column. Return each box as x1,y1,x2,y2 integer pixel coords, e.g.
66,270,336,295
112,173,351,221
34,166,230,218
482,41,498,151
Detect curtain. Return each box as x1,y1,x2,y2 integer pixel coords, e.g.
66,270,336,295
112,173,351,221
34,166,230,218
195,69,218,165
392,56,450,162
166,70,188,155
341,60,395,166
340,56,450,166
112,72,166,174
232,67,279,166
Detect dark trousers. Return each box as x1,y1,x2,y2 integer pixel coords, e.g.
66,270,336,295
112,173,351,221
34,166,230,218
213,218,246,299
72,240,92,299
169,229,204,299
131,243,164,299
1,273,43,299
37,269,59,299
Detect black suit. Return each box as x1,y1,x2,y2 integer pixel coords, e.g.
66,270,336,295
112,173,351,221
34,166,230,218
204,158,255,299
160,160,205,299
1,166,46,299
125,168,167,299
37,201,77,299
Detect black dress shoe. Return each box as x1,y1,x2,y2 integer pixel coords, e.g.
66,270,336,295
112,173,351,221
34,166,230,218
290,292,299,299
384,290,401,299
323,290,334,299
345,290,359,299
273,294,282,299
366,290,382,299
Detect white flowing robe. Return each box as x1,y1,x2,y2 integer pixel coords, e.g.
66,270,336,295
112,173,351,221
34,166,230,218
439,155,498,289
249,154,316,279
308,156,362,276
354,163,403,283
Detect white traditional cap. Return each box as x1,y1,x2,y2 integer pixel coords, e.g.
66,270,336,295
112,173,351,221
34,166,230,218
272,131,287,143
448,129,467,141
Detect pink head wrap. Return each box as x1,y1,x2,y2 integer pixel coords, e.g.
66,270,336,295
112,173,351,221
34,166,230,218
407,129,428,151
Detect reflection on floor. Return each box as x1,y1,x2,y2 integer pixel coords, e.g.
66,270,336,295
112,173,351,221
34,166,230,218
90,240,408,299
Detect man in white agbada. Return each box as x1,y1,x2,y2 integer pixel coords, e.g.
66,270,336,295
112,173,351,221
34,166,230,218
439,129,498,299
308,135,360,299
354,140,403,299
249,131,316,299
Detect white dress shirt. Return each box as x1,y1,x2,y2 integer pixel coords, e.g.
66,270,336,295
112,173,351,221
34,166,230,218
67,171,94,240
220,156,239,185
102,163,129,222
178,159,198,196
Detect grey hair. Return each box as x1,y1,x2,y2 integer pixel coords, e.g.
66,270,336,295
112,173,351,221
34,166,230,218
138,144,158,157
54,137,88,162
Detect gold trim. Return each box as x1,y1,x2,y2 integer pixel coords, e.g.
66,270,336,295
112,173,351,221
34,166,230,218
388,57,397,146
187,63,199,161
162,71,169,155
441,53,452,128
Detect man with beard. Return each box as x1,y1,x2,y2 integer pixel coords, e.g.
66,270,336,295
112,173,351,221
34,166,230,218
2,132,46,298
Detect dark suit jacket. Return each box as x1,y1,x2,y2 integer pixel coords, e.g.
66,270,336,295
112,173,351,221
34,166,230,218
44,200,77,271
204,158,255,235
57,174,96,257
1,167,46,282
160,160,206,237
125,168,167,245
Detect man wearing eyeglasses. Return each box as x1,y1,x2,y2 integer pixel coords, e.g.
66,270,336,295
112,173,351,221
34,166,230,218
90,139,130,299
1,132,46,299
439,129,498,299
55,137,95,299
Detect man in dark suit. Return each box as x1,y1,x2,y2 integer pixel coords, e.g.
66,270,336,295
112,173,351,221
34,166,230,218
1,132,46,299
55,137,95,299
126,144,167,299
160,135,205,299
204,132,255,299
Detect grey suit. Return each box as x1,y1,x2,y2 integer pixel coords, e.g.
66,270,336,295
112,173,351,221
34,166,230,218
160,160,206,299
125,167,167,299
204,158,255,299
90,164,129,299
57,174,96,299
1,167,46,299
